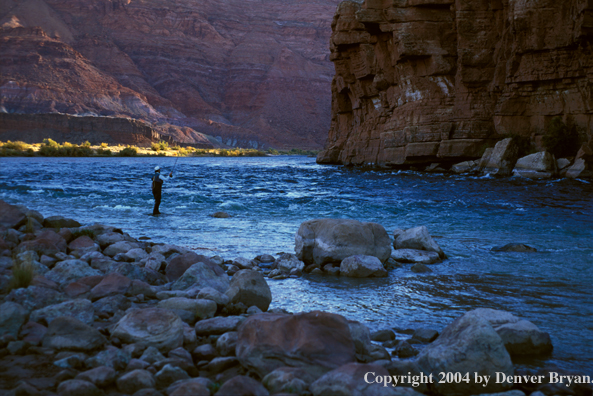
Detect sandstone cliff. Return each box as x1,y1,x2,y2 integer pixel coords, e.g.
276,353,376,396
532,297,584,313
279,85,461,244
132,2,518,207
0,113,215,148
0,0,340,149
318,0,593,167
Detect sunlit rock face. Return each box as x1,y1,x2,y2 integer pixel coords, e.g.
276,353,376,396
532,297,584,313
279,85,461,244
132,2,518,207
0,0,341,149
318,0,593,166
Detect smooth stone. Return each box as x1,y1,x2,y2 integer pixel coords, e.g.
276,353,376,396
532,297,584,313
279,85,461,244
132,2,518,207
225,269,272,311
117,369,155,394
391,249,441,264
112,308,184,352
42,316,106,351
340,255,387,278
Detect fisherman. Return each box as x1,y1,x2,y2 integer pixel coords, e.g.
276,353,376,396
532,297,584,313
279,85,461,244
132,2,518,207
152,166,173,215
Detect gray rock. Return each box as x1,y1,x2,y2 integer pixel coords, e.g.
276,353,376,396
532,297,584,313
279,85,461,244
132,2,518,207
75,366,116,387
391,249,441,264
410,263,432,273
262,367,316,395
392,340,418,358
157,298,217,324
394,226,445,258
30,299,94,326
43,316,106,351
125,248,149,262
43,216,80,228
140,346,166,364
216,375,269,396
275,253,305,273
155,363,190,389
225,269,272,311
117,369,155,394
491,243,537,253
56,379,103,396
557,158,572,170
348,320,373,356
92,294,131,314
194,315,245,336
197,286,230,306
371,329,395,342
295,218,391,265
411,328,439,343
0,301,28,337
416,312,513,395
171,262,230,292
103,241,140,257
192,343,218,361
216,331,238,356
310,362,402,396
85,346,131,370
233,257,255,270
513,151,557,179
340,255,388,278
112,308,184,352
45,259,101,285
480,138,519,177
203,356,239,373
566,158,592,179
167,378,212,396
6,285,66,310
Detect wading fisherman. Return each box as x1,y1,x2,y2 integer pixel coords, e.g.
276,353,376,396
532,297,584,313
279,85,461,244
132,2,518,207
152,166,173,215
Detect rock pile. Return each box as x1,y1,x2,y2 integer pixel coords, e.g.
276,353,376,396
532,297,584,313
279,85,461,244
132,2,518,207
1,200,588,396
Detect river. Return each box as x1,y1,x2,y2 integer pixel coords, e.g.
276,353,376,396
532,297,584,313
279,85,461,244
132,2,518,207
1,156,592,372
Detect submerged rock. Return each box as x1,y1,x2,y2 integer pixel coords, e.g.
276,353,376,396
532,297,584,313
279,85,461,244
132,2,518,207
391,249,441,264
491,243,537,253
393,226,445,259
295,218,391,266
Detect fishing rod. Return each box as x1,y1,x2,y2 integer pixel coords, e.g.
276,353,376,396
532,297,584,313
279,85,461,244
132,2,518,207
172,155,180,174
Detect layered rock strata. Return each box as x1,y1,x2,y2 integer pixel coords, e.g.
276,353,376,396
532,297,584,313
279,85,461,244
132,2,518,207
318,0,593,166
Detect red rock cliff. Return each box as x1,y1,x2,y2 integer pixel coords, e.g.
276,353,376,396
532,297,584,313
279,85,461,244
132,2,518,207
0,0,340,149
318,0,593,166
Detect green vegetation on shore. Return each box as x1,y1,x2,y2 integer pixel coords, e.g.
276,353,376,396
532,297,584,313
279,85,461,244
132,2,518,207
0,139,318,158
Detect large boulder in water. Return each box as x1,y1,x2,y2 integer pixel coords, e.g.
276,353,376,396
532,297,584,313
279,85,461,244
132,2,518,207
463,308,552,357
295,219,391,266
479,138,519,177
111,308,184,352
225,270,272,311
393,226,445,259
339,255,387,278
512,151,557,179
171,262,229,292
236,311,356,379
416,311,513,395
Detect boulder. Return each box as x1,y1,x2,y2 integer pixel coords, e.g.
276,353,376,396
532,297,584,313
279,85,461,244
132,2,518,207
56,379,103,396
513,151,557,179
340,255,388,278
275,253,305,273
16,230,68,256
167,379,210,396
151,244,188,257
90,273,132,301
171,262,230,292
451,160,479,174
393,226,445,258
42,316,106,351
232,257,255,270
295,219,391,265
43,216,81,228
75,366,116,387
0,200,27,229
262,367,316,395
225,270,272,311
20,321,48,345
464,308,552,356
348,320,373,357
103,241,140,257
85,346,131,370
96,232,125,248
45,259,102,285
30,299,94,325
411,329,439,343
117,369,155,394
391,249,441,264
416,312,513,395
124,248,149,262
127,279,156,299
6,285,65,310
216,331,238,356
0,302,28,337
112,308,184,352
410,263,432,273
236,311,356,378
92,294,131,314
566,158,592,179
157,298,217,323
216,375,269,396
479,138,519,177
69,236,99,257
310,362,404,396
198,286,230,306
194,315,245,336
166,252,216,281
155,363,190,389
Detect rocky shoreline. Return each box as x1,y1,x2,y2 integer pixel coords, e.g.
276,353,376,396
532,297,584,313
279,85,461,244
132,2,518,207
0,200,591,396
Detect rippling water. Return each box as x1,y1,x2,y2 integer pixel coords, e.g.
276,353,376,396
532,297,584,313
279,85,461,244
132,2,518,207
2,156,592,372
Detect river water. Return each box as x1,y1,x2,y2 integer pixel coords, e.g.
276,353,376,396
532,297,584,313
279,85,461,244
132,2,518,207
1,156,592,372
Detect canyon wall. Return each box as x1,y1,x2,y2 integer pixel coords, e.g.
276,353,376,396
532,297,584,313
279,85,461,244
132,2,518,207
0,113,215,148
0,0,340,149
317,0,593,167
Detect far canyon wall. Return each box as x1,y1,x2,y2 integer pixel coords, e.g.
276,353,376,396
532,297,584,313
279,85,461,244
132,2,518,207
1,0,340,149
318,0,593,166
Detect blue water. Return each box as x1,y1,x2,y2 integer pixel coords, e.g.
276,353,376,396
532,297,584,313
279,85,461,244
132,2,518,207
1,156,592,372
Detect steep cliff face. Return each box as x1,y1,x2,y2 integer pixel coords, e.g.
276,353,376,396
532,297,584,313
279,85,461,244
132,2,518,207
0,0,340,149
318,0,593,166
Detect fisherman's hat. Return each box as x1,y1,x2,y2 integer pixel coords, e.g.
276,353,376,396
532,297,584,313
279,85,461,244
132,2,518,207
155,166,160,171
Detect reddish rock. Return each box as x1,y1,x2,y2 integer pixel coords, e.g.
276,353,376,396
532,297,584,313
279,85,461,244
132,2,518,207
0,200,27,229
16,230,67,256
77,275,104,288
20,321,48,345
236,311,356,379
90,273,132,301
216,375,269,396
318,0,593,167
64,281,91,298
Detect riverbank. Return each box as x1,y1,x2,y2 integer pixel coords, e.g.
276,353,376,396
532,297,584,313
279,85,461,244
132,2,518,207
0,140,319,158
1,200,591,396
